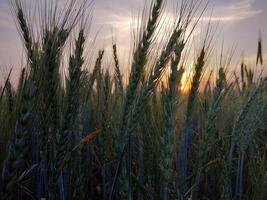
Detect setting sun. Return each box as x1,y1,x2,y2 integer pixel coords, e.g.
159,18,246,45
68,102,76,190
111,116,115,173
179,73,191,94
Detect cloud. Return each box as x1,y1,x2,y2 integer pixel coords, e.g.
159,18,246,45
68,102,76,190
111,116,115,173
204,0,262,23
94,0,262,48
0,0,265,70
0,2,15,29
0,15,15,30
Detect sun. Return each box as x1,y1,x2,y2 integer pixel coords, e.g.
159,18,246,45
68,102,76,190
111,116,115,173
159,70,191,94
179,73,191,94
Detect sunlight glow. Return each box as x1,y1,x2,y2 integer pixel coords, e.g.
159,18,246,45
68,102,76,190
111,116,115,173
179,73,191,94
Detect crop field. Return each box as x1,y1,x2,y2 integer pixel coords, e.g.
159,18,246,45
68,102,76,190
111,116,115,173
0,0,267,199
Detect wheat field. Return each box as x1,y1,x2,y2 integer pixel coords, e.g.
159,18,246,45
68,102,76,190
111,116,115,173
0,0,267,199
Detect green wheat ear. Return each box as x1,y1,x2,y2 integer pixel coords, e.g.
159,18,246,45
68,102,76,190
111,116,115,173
120,0,165,138
161,40,185,198
178,45,206,195
48,28,86,196
113,44,124,96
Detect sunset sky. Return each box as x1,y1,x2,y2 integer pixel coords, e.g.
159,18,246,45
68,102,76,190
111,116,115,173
0,0,267,72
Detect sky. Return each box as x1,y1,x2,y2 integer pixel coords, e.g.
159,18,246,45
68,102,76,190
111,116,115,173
0,0,267,76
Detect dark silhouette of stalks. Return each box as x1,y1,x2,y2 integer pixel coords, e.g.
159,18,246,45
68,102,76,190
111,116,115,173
2,77,34,199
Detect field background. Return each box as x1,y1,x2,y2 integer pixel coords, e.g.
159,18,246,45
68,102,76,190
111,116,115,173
1,0,267,199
